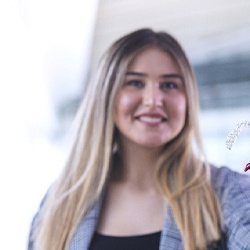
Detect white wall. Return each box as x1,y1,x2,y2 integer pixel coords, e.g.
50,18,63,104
0,0,99,249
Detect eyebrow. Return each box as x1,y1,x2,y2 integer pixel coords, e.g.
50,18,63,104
125,71,183,79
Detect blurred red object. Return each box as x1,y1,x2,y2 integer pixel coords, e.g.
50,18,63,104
244,163,250,172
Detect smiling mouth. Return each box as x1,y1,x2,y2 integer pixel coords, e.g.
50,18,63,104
137,116,166,123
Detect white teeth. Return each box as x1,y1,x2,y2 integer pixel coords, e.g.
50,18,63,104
139,116,162,123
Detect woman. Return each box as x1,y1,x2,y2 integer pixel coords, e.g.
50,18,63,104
28,28,250,250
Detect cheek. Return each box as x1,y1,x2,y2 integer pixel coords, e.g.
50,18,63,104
115,92,137,117
114,93,128,126
171,95,187,119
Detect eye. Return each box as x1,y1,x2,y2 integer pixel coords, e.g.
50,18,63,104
126,80,144,88
160,82,177,91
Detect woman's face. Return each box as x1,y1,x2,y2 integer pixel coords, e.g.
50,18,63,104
114,47,186,150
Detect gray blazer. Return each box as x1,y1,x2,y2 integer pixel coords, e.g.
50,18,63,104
29,166,250,249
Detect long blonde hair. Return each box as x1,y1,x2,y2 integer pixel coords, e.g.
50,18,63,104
32,29,221,250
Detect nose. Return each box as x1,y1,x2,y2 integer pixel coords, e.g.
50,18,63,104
142,84,163,107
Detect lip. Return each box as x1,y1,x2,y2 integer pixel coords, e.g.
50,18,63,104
135,112,167,126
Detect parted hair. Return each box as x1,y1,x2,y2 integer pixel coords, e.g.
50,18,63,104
32,28,221,250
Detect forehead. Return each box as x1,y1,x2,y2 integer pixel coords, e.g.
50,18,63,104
127,47,181,75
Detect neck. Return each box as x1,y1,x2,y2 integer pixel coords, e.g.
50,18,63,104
113,138,163,191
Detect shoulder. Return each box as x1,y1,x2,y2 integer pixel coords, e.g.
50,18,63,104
210,164,250,212
210,164,250,197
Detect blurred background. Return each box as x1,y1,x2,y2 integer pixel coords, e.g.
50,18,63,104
1,0,250,249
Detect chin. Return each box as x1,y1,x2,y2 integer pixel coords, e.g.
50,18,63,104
137,140,168,149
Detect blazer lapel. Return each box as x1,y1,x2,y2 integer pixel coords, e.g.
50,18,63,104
159,206,183,250
69,197,103,250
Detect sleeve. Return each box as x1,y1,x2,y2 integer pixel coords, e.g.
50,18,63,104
27,212,38,250
218,168,250,249
27,190,49,250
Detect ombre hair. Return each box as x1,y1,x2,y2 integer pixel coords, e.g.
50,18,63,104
31,29,221,250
